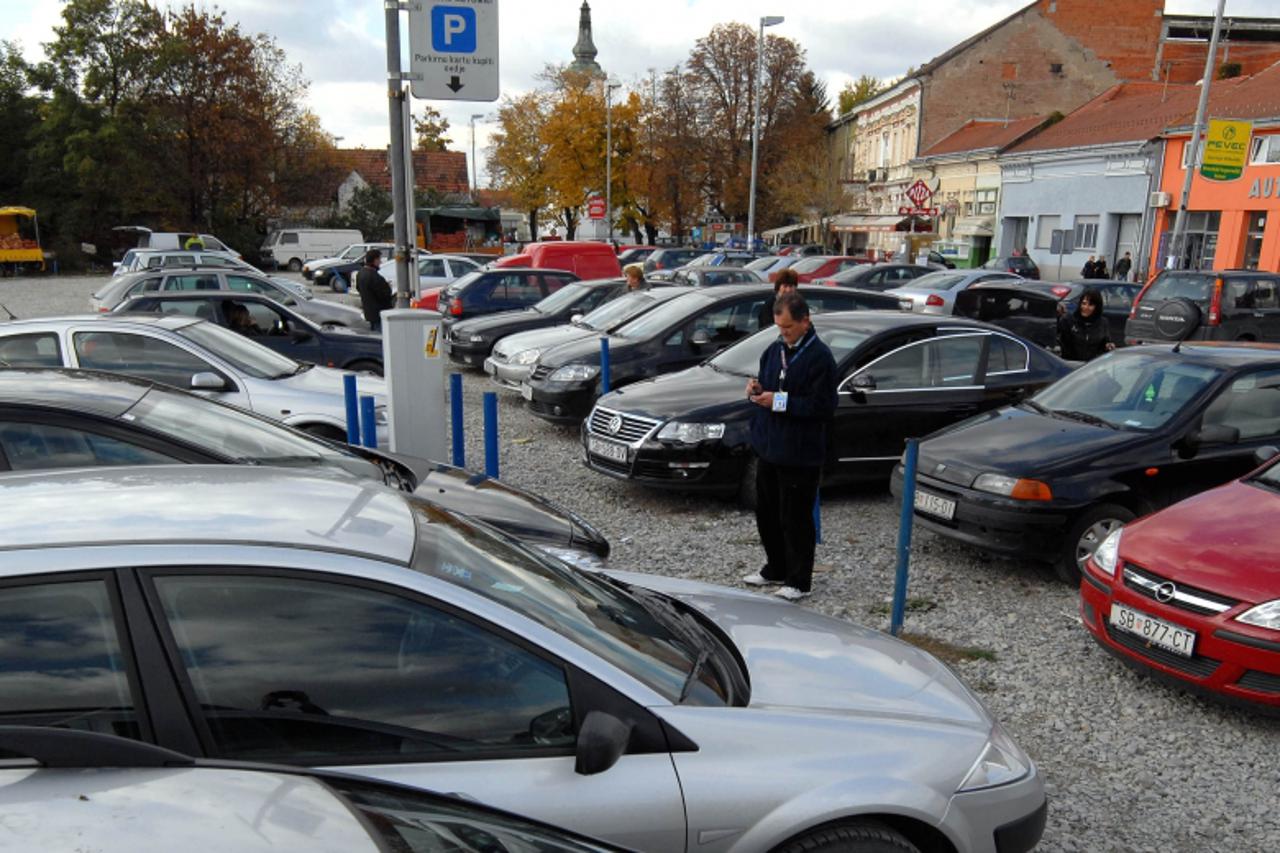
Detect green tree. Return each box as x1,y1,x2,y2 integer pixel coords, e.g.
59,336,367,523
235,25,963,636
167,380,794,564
837,74,885,115
340,183,393,240
413,106,450,150
487,90,552,239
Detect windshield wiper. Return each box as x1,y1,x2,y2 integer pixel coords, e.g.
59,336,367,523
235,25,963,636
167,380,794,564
678,650,711,704
1018,399,1050,415
1053,409,1118,429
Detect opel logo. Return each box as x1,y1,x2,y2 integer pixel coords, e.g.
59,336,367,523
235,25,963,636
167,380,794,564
607,415,623,435
1155,582,1177,603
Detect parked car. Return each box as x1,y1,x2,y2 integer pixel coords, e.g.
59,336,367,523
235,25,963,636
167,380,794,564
685,251,759,268
980,254,1041,279
0,314,387,444
486,287,695,392
384,253,483,296
496,240,622,279
260,228,362,272
642,247,705,274
895,343,1280,582
889,269,1024,314
992,280,1140,347
413,268,579,323
0,368,609,564
91,267,366,330
787,255,868,283
112,225,232,253
522,285,890,423
1079,445,1280,710
0,727,620,853
617,246,659,265
303,241,395,280
112,248,256,277
445,278,629,369
1125,269,1280,345
777,244,827,257
953,283,1064,351
583,313,1071,503
668,266,765,287
115,291,386,374
816,263,933,291
0,464,1047,853
744,255,801,276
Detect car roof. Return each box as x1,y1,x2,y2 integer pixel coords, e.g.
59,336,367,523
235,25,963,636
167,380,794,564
0,314,200,333
126,291,276,302
810,311,994,335
0,368,151,417
1125,341,1280,366
0,466,416,563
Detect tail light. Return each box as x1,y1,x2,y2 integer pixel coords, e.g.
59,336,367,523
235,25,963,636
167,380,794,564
1129,280,1154,319
926,294,945,307
1207,276,1224,325
1050,285,1070,298
450,297,464,316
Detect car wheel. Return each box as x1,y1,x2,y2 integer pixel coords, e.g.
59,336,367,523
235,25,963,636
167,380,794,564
737,455,758,510
345,359,383,377
1058,503,1134,584
301,423,348,443
287,258,303,272
775,820,920,853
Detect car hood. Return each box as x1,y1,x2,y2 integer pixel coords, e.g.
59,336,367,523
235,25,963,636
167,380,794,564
249,365,386,414
609,571,989,728
538,333,639,368
1121,478,1280,603
598,365,749,421
454,309,552,338
920,406,1148,483
493,324,594,359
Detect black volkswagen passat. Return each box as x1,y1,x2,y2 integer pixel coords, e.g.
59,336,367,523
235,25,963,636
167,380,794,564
893,343,1280,582
523,284,896,423
0,368,609,566
581,313,1071,503
444,278,628,368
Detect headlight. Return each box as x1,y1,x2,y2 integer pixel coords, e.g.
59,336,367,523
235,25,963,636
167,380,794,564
468,334,486,343
1237,600,1280,631
1091,528,1122,577
374,405,389,425
657,421,726,443
512,349,541,365
549,364,600,382
958,723,1031,792
973,473,1053,501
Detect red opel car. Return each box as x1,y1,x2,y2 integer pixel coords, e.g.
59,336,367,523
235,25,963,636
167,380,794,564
1079,447,1280,710
784,255,868,283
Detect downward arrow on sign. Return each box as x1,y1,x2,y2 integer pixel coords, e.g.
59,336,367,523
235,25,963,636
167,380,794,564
447,76,464,92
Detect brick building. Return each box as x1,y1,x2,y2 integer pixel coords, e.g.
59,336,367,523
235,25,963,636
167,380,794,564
333,148,470,213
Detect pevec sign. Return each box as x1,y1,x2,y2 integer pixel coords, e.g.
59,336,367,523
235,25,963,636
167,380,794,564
1200,118,1252,182
407,0,499,102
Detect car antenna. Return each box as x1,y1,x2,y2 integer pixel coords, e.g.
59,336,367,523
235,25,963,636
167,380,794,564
0,303,15,321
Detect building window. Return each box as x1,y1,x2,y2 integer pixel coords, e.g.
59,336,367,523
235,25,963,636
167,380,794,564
1244,211,1267,270
976,189,997,214
1049,63,1063,74
1180,211,1221,269
1250,136,1280,165
1002,62,1017,80
880,133,889,168
1181,138,1204,169
1073,216,1099,250
1036,215,1061,250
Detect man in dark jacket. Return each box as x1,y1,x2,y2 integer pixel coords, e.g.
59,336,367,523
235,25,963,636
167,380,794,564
741,293,838,601
354,249,393,331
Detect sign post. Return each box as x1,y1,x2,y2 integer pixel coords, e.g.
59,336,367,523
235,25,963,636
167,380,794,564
407,1,500,102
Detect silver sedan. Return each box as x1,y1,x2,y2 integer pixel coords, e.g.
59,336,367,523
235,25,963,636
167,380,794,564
889,269,1025,314
0,465,1047,853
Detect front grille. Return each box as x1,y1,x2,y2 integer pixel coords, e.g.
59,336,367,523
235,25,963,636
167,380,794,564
1236,670,1280,694
531,365,552,382
586,406,661,445
1103,621,1221,678
1122,563,1238,616
587,454,630,476
635,459,686,480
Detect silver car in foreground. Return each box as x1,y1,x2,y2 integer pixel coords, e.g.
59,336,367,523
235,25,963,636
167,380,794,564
888,269,1024,314
0,465,1046,853
0,315,387,443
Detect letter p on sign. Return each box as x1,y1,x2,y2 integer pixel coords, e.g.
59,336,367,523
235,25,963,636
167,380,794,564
431,6,477,52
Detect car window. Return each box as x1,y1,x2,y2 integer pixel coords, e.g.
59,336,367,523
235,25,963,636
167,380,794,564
0,579,138,737
987,334,1031,374
710,324,869,376
132,299,210,319
854,334,983,390
0,332,63,367
1201,368,1280,440
0,420,180,470
691,298,766,345
163,274,220,292
238,302,290,336
73,331,220,389
542,274,573,293
419,258,447,278
163,255,196,268
1144,272,1214,304
1226,277,1279,310
1099,286,1137,310
492,274,543,306
199,256,236,268
152,574,575,761
129,276,164,295
280,232,299,245
1032,352,1222,430
614,291,711,339
174,322,298,379
145,256,165,269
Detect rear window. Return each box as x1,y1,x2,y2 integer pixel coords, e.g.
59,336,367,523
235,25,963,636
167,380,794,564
1008,256,1037,270
790,257,831,274
1143,272,1215,304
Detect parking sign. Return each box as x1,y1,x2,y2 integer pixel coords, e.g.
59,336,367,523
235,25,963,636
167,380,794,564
408,0,499,101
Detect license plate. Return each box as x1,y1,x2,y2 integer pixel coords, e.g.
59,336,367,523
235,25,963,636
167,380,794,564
913,489,956,520
520,383,534,401
484,359,497,376
1109,603,1196,657
587,436,628,463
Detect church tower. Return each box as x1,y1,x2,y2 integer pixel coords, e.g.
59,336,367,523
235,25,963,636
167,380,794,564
569,1,602,76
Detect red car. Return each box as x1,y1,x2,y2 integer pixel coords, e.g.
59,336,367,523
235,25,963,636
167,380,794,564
1080,448,1280,710
782,255,869,284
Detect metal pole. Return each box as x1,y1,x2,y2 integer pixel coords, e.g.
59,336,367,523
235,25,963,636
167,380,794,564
606,82,618,242
470,113,484,199
1167,0,1225,271
450,372,465,467
360,395,378,449
747,19,764,248
890,439,920,637
343,374,360,445
384,0,413,308
483,392,499,478
600,337,611,394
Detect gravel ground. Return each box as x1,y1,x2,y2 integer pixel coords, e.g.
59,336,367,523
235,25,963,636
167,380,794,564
9,272,1280,852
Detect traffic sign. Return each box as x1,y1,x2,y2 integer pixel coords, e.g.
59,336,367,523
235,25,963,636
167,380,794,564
586,195,606,220
407,1,499,102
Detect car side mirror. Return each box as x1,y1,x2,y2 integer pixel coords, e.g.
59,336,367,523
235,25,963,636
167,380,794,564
690,328,712,347
570,313,584,324
574,710,632,776
1182,423,1240,455
1253,445,1279,467
190,371,229,392
851,373,876,392
291,328,313,343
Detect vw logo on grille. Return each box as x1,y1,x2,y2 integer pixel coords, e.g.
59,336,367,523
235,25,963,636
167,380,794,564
607,415,623,435
1154,581,1177,603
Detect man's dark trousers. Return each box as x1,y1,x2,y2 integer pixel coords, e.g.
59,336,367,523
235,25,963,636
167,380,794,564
755,458,821,592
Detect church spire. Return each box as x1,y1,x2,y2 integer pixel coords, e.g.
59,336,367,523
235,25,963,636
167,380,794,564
569,1,602,76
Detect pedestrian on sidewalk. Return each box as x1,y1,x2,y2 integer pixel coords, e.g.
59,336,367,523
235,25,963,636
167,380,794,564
1114,252,1132,281
354,249,393,332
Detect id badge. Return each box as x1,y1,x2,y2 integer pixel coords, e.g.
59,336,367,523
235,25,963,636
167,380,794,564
771,391,788,412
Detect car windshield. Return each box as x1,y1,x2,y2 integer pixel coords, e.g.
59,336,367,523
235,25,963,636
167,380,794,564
409,500,728,705
1143,272,1215,305
1031,351,1222,430
612,291,710,339
745,257,778,272
340,245,365,260
174,320,303,379
710,323,868,376
444,270,486,296
534,282,592,314
688,254,717,266
579,290,659,331
906,272,967,292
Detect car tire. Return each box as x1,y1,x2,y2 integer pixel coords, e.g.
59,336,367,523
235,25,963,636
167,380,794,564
301,423,348,443
775,821,920,853
737,455,758,510
1058,503,1134,584
287,258,303,272
330,272,348,293
345,359,383,377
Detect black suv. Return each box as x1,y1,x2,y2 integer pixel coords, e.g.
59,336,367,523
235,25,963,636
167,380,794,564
1125,270,1280,344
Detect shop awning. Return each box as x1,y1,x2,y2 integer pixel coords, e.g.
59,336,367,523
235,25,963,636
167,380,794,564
416,205,501,222
762,222,813,238
830,214,903,233
953,216,994,237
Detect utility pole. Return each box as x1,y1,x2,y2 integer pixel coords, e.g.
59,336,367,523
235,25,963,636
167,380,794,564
1167,0,1225,271
606,79,620,241
470,113,484,199
384,0,413,307
748,16,784,251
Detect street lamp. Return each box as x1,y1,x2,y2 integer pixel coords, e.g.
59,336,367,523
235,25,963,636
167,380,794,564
605,78,621,241
470,113,484,198
748,15,784,250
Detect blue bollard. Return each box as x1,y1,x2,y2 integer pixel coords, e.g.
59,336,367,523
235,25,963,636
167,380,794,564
890,439,920,637
359,395,377,449
483,391,499,478
343,374,359,445
813,492,822,545
600,336,611,394
450,373,465,467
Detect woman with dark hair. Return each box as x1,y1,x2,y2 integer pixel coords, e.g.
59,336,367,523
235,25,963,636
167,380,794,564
1056,288,1114,361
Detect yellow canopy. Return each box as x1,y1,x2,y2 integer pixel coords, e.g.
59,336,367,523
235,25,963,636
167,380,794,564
0,207,37,218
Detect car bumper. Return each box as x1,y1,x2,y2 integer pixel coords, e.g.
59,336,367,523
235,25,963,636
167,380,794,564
942,767,1047,853
483,357,533,392
1079,564,1280,709
445,339,489,368
525,382,595,422
890,468,1075,564
580,428,747,493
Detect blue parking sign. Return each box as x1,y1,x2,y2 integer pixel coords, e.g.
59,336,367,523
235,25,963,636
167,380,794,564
431,6,477,53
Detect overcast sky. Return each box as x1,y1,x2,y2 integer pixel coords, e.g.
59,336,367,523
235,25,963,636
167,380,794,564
7,0,1274,185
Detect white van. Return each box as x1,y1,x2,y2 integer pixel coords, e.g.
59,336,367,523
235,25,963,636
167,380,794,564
261,229,363,272
112,226,233,253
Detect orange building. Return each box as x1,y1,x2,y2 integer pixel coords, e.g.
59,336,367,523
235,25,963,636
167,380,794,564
1149,63,1280,274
